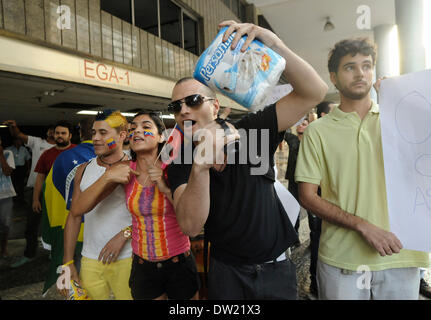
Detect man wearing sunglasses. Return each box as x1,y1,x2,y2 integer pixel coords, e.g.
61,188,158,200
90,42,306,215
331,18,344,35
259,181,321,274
167,20,328,300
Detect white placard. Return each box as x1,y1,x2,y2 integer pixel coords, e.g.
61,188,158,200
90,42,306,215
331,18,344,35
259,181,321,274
264,84,305,127
264,84,293,106
274,166,299,225
379,69,431,253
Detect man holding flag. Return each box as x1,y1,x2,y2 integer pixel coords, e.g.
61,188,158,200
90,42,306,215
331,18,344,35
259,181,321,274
11,121,76,268
41,118,95,295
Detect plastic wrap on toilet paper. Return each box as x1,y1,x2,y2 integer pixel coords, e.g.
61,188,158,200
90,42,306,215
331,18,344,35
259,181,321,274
193,27,286,112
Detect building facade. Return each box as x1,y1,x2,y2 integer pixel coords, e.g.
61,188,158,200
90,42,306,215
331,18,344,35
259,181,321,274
0,0,263,126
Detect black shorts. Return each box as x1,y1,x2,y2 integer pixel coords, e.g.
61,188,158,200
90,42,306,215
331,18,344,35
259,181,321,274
129,251,201,300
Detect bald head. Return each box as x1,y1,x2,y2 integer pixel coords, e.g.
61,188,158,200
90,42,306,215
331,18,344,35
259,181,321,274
173,77,216,99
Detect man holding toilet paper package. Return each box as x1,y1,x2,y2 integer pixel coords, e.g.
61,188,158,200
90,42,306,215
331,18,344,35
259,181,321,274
167,20,328,299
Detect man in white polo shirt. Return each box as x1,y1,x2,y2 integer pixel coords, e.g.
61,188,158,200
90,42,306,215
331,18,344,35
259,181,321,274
4,120,55,188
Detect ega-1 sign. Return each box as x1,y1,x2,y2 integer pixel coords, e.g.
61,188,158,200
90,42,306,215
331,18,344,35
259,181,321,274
83,59,131,86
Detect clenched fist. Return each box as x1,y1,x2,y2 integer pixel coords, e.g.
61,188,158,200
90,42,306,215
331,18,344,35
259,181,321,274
104,162,140,184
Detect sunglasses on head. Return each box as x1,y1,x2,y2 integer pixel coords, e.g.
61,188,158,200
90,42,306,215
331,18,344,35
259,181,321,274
168,94,215,113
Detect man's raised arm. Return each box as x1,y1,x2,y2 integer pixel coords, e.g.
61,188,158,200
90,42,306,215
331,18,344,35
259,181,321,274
219,21,328,132
4,120,29,144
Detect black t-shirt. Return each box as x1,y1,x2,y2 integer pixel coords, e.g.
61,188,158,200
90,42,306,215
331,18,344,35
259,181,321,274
167,104,298,265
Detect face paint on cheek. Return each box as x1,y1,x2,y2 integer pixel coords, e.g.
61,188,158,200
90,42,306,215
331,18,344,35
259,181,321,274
106,138,117,149
128,132,134,139
143,130,155,138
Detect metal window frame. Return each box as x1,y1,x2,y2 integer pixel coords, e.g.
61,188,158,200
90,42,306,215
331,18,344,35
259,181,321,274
131,0,135,26
157,0,161,38
169,0,201,54
130,0,160,37
180,8,185,49
130,0,201,54
180,9,200,54
238,0,248,22
101,0,134,24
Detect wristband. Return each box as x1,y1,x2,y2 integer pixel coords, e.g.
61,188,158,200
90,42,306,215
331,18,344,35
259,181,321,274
62,260,74,268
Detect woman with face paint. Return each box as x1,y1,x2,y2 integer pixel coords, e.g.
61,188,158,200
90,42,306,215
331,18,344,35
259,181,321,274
104,112,200,300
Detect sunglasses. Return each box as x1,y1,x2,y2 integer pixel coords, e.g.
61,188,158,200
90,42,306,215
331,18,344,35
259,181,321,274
168,94,215,113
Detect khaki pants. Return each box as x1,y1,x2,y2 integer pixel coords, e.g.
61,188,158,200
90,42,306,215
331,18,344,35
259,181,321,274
317,260,420,300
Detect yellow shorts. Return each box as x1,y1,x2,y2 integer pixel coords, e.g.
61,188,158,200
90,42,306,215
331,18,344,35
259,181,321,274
80,256,133,300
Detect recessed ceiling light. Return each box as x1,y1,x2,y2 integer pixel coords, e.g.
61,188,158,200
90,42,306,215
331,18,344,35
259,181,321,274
121,112,138,117
77,110,98,115
77,110,137,117
161,114,175,119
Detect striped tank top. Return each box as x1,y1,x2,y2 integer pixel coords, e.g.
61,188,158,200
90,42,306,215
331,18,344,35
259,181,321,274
124,161,190,261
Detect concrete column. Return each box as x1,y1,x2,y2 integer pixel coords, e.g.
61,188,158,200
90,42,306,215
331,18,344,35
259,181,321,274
395,0,426,74
372,24,396,101
374,24,396,78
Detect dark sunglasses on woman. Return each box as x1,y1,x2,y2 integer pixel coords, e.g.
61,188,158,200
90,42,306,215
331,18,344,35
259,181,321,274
168,94,215,113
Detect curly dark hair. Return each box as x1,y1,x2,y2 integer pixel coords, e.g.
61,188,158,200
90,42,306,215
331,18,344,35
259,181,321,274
54,120,73,134
328,38,377,74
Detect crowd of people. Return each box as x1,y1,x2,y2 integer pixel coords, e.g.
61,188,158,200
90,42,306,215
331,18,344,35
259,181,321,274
0,20,430,300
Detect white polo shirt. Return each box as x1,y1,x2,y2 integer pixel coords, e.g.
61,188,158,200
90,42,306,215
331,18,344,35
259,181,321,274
26,136,54,187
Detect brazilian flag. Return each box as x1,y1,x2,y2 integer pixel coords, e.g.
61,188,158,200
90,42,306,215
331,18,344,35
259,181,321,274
41,141,95,295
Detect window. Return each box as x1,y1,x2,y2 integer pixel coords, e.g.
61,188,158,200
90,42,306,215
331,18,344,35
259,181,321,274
239,2,247,22
136,0,200,54
159,0,182,47
101,0,132,24
258,15,275,33
183,13,198,55
134,0,158,37
222,0,247,22
231,0,239,17
101,0,201,55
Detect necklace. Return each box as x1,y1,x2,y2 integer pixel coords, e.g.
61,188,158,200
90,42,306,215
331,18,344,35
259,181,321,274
98,153,126,167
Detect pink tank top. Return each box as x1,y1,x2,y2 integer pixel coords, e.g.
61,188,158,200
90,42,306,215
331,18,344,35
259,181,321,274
124,161,190,261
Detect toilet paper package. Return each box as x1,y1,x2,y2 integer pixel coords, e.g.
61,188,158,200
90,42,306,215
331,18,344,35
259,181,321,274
193,27,286,112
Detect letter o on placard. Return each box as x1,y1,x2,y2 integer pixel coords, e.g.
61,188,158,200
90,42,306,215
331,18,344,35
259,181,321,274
395,91,431,145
